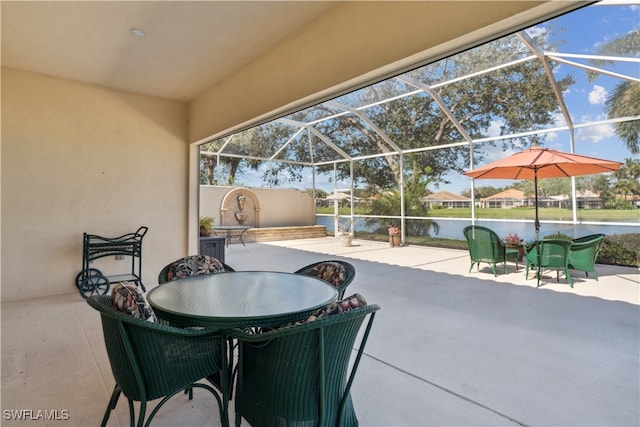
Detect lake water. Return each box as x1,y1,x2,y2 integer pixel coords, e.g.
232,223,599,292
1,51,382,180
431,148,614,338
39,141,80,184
316,216,639,242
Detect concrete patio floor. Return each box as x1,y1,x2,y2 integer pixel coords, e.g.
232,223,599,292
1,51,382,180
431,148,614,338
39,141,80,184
2,237,638,426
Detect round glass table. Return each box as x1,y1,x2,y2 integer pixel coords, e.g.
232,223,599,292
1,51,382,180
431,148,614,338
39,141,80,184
146,271,338,328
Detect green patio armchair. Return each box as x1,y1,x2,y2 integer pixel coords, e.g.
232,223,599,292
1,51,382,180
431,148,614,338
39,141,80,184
86,295,227,427
230,301,380,427
294,260,356,299
463,225,520,276
525,239,573,287
568,234,605,280
158,254,235,284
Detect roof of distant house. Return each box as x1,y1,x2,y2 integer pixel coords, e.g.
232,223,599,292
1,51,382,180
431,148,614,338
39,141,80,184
424,190,471,201
480,189,525,201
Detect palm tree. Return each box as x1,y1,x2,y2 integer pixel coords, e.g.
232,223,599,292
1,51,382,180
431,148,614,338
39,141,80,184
605,81,640,154
590,30,640,154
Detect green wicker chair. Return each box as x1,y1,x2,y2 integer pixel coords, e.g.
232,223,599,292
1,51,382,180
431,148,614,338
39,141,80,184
157,255,236,397
158,255,235,284
231,303,380,427
525,239,573,287
568,234,604,280
294,260,356,299
87,295,228,427
463,225,520,276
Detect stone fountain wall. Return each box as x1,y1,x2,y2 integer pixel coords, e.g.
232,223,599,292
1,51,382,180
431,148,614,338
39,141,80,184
199,186,325,242
219,187,260,227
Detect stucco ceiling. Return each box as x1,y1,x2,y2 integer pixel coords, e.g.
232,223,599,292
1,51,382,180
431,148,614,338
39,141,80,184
1,1,335,102
2,1,584,105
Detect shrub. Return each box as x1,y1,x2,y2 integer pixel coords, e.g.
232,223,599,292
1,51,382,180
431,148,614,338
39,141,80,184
543,232,572,240
603,199,634,210
598,234,639,267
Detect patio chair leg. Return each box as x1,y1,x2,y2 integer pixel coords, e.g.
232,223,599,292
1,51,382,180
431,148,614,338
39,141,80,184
101,386,121,427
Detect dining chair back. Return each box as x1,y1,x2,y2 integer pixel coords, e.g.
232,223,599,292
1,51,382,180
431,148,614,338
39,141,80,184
525,239,573,287
158,255,235,284
231,300,380,427
87,294,227,427
569,234,604,280
463,225,520,276
294,260,356,299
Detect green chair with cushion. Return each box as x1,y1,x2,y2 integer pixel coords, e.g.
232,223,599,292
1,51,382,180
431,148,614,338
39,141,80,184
230,294,380,427
463,225,520,276
568,234,604,280
158,255,235,284
525,239,573,287
294,260,356,299
87,286,228,427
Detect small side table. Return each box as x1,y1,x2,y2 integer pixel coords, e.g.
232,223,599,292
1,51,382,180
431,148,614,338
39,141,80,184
214,226,251,247
199,236,226,263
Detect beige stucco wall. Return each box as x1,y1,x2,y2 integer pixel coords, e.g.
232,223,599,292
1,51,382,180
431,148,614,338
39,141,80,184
200,186,316,228
1,68,190,301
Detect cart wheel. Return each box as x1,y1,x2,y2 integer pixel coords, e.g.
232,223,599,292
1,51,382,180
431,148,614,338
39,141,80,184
75,270,86,289
79,268,110,299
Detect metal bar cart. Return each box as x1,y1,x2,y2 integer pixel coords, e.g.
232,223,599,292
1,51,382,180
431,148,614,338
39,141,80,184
75,226,148,298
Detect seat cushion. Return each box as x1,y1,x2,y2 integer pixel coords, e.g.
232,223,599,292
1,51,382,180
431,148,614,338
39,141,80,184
269,293,367,332
304,293,367,323
308,262,347,288
166,255,225,282
111,282,156,322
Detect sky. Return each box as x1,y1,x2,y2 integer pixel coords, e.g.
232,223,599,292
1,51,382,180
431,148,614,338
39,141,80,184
438,1,639,193
222,2,639,196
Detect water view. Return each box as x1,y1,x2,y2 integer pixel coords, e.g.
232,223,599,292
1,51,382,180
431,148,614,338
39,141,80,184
317,216,638,242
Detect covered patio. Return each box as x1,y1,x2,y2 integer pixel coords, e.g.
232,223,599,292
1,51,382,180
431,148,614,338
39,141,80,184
2,239,638,426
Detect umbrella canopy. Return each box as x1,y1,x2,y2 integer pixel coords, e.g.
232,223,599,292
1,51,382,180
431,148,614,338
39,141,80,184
464,146,623,180
464,146,623,240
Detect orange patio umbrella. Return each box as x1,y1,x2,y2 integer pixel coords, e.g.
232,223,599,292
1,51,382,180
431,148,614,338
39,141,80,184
463,146,623,240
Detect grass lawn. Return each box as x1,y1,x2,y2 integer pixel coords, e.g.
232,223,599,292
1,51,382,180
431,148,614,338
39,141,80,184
427,207,638,221
317,206,638,266
317,206,639,221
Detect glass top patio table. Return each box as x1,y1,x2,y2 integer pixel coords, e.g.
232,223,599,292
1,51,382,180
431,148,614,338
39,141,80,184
213,225,251,247
146,271,338,328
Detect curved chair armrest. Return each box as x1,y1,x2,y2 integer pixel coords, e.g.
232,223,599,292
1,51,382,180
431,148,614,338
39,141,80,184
569,240,601,251
294,260,355,299
87,295,222,337
572,233,605,244
228,304,380,342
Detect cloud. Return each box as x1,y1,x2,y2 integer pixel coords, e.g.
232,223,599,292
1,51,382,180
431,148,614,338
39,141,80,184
525,25,549,43
576,124,615,143
486,120,503,138
588,85,608,105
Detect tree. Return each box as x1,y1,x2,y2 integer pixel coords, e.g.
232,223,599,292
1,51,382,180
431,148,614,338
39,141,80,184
605,81,640,154
205,30,574,195
613,158,640,201
460,185,505,200
513,177,570,198
576,174,612,196
590,30,640,153
304,188,327,199
200,124,292,185
318,30,574,190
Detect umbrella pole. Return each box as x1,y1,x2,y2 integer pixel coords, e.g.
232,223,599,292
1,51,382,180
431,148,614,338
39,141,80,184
534,169,540,241
534,169,541,284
